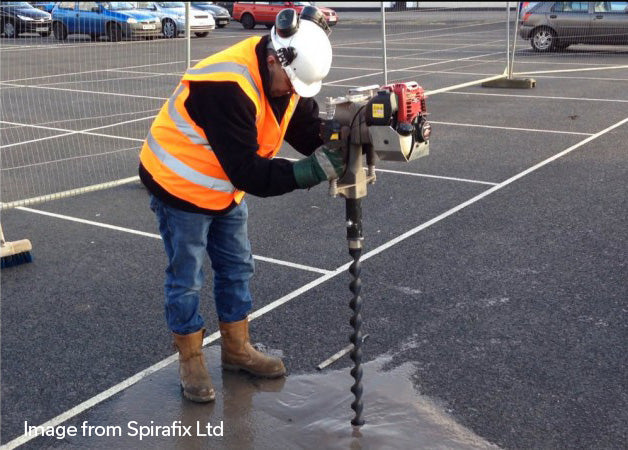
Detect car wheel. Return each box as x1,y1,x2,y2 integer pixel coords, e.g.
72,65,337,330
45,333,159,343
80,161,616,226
52,22,68,40
194,32,209,37
265,24,273,29
531,27,556,52
39,31,52,37
2,21,17,39
217,23,227,28
555,42,570,51
162,19,177,39
107,22,122,42
240,13,255,30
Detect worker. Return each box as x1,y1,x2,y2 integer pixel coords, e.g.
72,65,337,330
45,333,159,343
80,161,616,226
139,6,343,403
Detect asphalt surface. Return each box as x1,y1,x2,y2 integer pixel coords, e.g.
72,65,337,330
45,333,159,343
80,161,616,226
1,9,627,450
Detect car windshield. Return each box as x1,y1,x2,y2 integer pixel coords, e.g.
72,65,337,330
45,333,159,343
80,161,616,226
158,2,184,7
104,2,135,10
1,2,31,7
293,2,313,5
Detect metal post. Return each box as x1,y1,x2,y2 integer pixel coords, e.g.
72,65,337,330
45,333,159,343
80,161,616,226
185,2,191,69
509,2,522,78
482,1,535,88
381,2,388,85
506,2,511,77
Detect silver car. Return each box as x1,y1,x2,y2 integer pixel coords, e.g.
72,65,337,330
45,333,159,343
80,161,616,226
519,1,628,51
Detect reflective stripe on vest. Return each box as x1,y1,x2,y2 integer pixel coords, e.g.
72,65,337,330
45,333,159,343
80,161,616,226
167,85,209,146
186,61,261,100
145,131,235,193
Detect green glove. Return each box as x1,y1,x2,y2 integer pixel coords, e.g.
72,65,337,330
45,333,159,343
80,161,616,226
293,142,346,189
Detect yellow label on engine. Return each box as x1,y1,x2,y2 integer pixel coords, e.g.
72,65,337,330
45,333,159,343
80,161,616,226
372,103,384,118
330,133,339,140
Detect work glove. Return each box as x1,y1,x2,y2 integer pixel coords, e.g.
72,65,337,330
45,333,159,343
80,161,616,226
293,139,346,189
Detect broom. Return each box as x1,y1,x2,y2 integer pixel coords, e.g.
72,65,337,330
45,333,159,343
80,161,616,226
0,223,33,268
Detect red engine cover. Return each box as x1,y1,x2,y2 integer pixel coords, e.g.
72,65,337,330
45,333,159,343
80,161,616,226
382,82,427,124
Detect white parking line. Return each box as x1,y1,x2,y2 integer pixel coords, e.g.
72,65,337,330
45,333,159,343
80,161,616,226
423,73,507,96
517,64,628,75
374,169,498,186
333,20,507,47
1,61,184,83
0,81,168,101
0,116,152,149
36,73,165,87
0,36,179,52
531,74,628,82
429,121,594,136
14,206,333,275
282,157,498,186
359,117,628,262
337,44,505,52
334,53,627,68
107,68,182,76
305,71,628,85
0,108,160,131
6,116,624,450
326,52,503,86
443,91,628,103
2,146,141,172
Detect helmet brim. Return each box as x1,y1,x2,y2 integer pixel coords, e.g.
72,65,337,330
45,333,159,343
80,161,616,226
290,76,321,98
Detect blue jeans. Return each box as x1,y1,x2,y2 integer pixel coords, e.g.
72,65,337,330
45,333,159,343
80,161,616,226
150,195,254,334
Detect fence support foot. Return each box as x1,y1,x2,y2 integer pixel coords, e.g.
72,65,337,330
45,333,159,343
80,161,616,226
482,78,536,89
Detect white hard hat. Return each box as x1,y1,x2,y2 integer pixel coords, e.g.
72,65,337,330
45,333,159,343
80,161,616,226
270,7,332,98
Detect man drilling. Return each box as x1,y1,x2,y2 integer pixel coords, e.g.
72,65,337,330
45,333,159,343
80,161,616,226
139,7,344,403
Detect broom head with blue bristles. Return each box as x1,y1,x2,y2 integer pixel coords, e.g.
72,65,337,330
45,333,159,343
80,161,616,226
1,238,33,268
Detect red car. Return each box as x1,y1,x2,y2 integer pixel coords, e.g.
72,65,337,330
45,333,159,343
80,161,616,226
233,2,338,29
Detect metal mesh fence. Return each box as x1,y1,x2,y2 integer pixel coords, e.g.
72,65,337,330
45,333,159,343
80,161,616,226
0,1,191,208
1,2,626,209
381,3,511,94
510,1,628,84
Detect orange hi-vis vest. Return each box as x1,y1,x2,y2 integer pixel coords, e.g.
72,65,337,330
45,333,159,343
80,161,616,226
140,36,299,210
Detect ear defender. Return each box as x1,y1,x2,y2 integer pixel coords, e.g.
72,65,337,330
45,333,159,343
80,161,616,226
300,5,330,34
275,9,299,38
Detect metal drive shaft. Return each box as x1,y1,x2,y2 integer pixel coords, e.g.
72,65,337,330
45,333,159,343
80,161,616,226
346,199,365,426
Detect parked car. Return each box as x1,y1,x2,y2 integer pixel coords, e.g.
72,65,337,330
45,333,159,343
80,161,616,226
519,1,628,52
133,2,215,38
51,2,162,41
214,1,234,16
29,2,57,13
232,1,338,30
519,2,540,18
191,2,231,28
1,2,52,38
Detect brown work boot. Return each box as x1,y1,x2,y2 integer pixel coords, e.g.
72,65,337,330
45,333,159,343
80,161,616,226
219,318,286,378
172,329,215,403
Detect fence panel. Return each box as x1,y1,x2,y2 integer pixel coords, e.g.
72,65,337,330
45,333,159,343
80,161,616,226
511,1,628,85
382,3,510,93
0,3,189,208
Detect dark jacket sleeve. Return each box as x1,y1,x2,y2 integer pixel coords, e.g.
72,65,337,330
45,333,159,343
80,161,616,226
284,97,324,156
184,80,299,198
